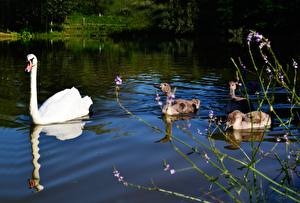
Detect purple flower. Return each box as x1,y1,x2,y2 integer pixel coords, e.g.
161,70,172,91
247,31,262,44
163,162,176,175
203,152,210,163
278,72,284,83
113,168,128,186
266,67,273,80
292,59,298,69
167,93,175,105
118,176,124,182
113,169,120,177
197,129,202,135
258,40,271,49
164,164,170,171
155,92,163,107
240,62,246,70
168,93,175,100
247,31,271,49
263,54,268,64
115,75,122,86
155,93,160,101
208,110,214,119
254,33,263,42
247,32,254,44
283,133,289,143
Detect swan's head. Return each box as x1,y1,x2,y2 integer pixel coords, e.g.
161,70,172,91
25,54,38,72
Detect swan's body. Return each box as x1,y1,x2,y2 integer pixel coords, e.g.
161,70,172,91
225,81,253,114
159,83,200,116
26,54,93,125
226,110,271,130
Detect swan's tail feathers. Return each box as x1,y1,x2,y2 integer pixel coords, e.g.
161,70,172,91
82,96,93,109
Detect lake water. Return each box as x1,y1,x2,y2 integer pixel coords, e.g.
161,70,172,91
0,37,299,203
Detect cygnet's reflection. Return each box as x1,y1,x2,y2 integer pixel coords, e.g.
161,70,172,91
28,120,86,192
157,115,192,143
223,129,265,150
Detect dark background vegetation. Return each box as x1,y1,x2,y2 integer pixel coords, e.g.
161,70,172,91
0,0,299,38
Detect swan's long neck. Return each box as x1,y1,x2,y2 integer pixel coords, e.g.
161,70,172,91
30,66,42,124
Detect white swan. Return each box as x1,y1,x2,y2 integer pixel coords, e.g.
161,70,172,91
25,54,93,125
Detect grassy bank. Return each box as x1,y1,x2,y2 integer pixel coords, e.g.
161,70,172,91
62,12,152,38
0,32,19,41
28,12,152,40
1,9,153,41
63,14,128,38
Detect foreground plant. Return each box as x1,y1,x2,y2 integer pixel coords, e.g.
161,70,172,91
112,31,300,202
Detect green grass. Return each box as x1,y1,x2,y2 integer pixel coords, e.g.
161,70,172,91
62,11,152,38
2,0,156,40
0,32,20,41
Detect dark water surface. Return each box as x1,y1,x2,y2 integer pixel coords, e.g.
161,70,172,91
0,38,299,203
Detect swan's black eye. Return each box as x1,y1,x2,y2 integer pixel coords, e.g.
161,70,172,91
30,58,34,62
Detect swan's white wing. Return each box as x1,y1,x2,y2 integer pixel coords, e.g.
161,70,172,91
39,87,92,123
39,88,72,113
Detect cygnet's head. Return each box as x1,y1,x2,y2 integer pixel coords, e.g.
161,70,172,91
229,81,238,91
191,99,201,109
25,54,38,72
160,83,171,94
226,110,243,129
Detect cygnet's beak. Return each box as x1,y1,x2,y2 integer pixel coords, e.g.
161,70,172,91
154,84,161,89
224,122,231,131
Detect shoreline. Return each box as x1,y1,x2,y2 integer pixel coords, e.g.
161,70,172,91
0,32,19,41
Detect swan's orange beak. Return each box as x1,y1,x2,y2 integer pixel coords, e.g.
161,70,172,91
25,60,32,72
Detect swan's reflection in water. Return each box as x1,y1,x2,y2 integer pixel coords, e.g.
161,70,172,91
28,120,86,192
41,121,86,141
